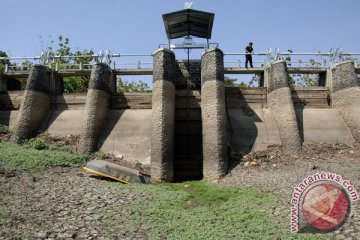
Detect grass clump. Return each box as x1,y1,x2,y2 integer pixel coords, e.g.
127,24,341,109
0,125,9,134
104,181,324,240
0,142,88,171
26,138,47,150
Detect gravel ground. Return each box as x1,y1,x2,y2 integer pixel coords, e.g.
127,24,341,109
0,143,359,240
220,143,360,240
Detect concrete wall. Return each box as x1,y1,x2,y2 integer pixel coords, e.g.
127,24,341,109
228,108,281,154
201,48,227,180
151,49,176,182
11,65,51,142
267,60,302,154
98,109,152,165
78,63,113,154
2,58,359,181
331,61,360,141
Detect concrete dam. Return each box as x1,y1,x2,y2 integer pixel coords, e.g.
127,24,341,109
0,8,359,182
1,48,359,182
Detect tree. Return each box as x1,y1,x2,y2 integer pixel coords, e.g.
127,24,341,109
46,35,94,92
224,75,250,88
224,75,238,87
117,77,151,93
282,49,319,87
0,51,10,73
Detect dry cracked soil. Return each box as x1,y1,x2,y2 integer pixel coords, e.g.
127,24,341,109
0,143,359,240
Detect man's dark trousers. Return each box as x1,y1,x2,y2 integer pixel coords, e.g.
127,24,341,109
245,55,253,68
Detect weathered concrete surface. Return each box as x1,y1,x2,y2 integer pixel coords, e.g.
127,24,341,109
151,48,176,182
0,91,24,110
331,61,360,141
79,89,110,154
228,108,281,154
295,108,355,144
98,109,152,165
331,61,358,92
201,48,227,180
267,61,302,154
11,65,51,142
41,110,84,136
228,108,355,154
79,63,113,154
0,111,19,129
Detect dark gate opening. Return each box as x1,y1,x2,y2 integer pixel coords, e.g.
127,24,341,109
174,90,203,181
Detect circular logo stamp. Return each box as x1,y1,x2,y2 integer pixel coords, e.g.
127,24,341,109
301,182,350,231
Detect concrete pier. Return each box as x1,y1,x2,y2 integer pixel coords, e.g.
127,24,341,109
267,60,302,154
201,48,227,180
79,63,114,154
151,49,176,182
331,61,360,141
12,65,50,142
11,65,51,142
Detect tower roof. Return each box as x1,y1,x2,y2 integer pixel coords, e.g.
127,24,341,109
162,9,214,39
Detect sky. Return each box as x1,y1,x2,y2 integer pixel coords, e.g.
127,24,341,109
1,0,359,84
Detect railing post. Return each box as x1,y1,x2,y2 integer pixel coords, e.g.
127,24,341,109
5,64,8,73
79,62,83,71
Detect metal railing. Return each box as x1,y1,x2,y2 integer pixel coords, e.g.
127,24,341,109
0,49,154,73
1,48,360,74
223,48,272,67
224,60,267,68
275,48,360,67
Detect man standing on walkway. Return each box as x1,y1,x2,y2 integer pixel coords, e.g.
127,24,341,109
245,42,254,68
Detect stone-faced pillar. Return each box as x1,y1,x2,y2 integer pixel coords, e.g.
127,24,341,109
268,60,302,154
331,61,360,141
79,63,113,154
201,48,227,180
151,48,176,182
11,65,51,142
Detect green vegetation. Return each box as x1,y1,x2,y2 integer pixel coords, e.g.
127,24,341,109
0,124,9,134
47,35,93,93
283,49,320,87
117,78,151,93
225,75,262,88
0,50,10,73
104,181,324,240
44,35,151,93
225,75,249,88
0,141,87,171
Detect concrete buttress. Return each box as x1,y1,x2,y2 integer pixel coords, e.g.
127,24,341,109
79,63,114,154
201,48,228,180
11,65,51,142
151,48,176,182
267,60,302,154
330,61,360,141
